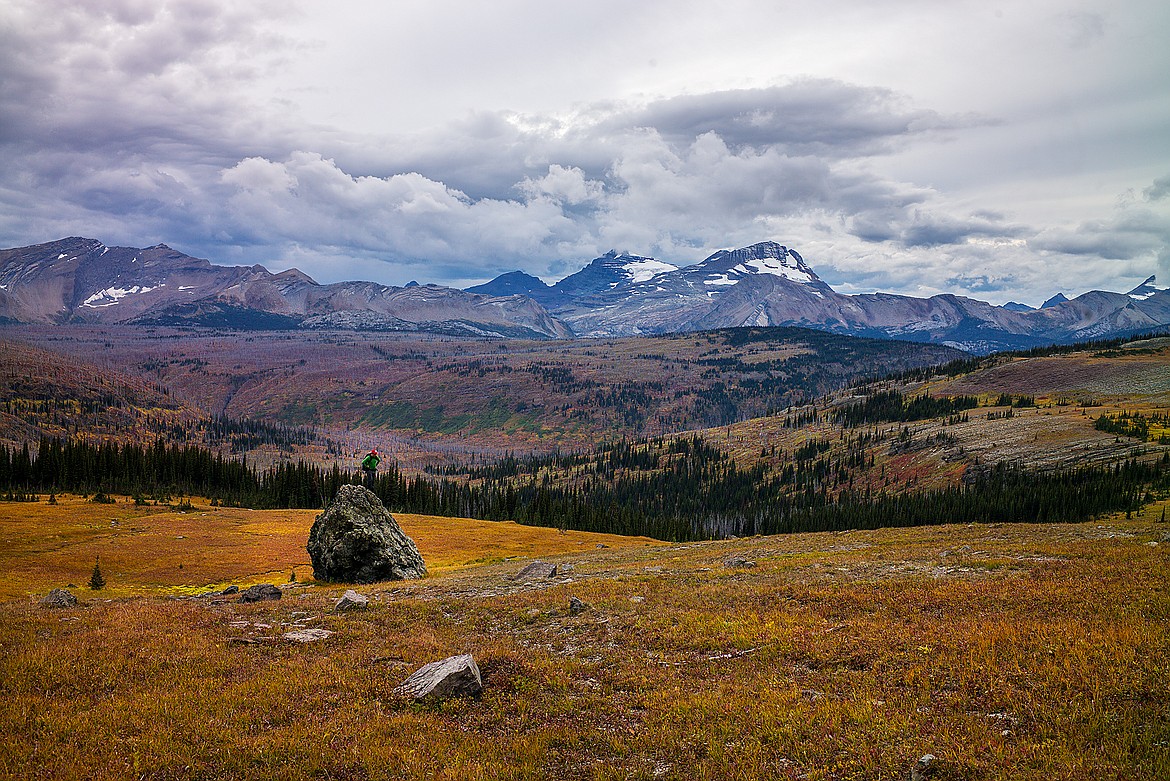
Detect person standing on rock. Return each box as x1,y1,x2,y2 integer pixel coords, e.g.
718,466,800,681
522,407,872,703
361,448,381,488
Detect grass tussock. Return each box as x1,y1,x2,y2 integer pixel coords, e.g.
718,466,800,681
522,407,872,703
1,500,1168,779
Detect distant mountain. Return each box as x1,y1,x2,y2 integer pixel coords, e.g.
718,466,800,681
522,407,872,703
551,251,678,299
542,241,1169,352
3,237,1167,353
1041,293,1070,309
1001,302,1035,313
466,270,568,309
0,238,572,339
1127,275,1168,301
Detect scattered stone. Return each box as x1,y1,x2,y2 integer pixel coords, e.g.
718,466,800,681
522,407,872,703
513,560,557,580
629,596,645,603
558,563,575,575
238,584,282,603
307,485,427,583
568,596,588,615
221,585,239,595
724,556,756,568
596,543,609,549
910,754,937,781
393,654,482,700
40,588,78,608
283,628,334,643
333,589,370,613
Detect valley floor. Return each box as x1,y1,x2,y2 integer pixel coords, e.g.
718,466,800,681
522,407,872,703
2,497,1168,779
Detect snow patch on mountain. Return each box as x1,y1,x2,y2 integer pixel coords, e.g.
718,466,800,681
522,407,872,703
1127,275,1167,301
619,256,677,284
81,285,161,308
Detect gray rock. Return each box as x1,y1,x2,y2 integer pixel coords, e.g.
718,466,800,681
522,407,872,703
238,584,282,603
513,560,557,580
40,588,78,608
333,589,369,613
307,485,427,583
393,654,482,700
724,556,756,568
221,585,239,595
568,596,588,615
910,754,937,781
283,628,334,643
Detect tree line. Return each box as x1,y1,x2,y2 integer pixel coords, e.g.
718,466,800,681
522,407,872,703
2,435,1165,542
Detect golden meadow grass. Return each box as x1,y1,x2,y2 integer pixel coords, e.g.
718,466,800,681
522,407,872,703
1,496,1168,779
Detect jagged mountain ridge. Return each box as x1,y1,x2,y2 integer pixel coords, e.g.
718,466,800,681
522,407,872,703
2,237,1167,352
0,238,572,339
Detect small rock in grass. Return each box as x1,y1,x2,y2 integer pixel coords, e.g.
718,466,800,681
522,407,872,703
910,754,937,781
596,543,609,549
393,654,482,700
40,588,78,608
629,596,645,603
221,585,239,595
568,596,588,615
283,628,334,643
724,556,756,568
238,584,282,603
333,589,369,613
513,560,557,580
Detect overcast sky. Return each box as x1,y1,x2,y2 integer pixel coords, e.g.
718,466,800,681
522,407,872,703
2,0,1168,304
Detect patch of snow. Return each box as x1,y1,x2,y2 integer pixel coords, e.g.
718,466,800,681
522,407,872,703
57,253,67,259
101,247,108,256
621,257,677,283
743,256,816,284
82,285,158,308
705,274,738,287
178,285,195,291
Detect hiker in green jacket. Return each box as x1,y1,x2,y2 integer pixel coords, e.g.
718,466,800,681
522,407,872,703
361,448,380,488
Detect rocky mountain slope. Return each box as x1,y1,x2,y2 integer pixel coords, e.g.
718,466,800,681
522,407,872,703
0,238,571,339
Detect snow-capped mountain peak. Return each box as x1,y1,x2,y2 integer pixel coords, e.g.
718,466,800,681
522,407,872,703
552,251,679,298
1127,275,1167,301
688,241,823,289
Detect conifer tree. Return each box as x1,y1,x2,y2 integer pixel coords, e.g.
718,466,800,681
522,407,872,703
88,558,105,590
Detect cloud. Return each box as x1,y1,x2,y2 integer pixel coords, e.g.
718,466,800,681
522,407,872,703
1145,174,1170,201
0,0,1166,306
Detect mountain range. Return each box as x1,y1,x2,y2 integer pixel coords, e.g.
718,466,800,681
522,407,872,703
2,237,1167,353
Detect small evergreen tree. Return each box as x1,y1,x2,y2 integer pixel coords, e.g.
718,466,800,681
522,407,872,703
89,558,105,590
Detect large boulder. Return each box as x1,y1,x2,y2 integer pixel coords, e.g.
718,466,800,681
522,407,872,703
307,485,427,583
393,654,482,700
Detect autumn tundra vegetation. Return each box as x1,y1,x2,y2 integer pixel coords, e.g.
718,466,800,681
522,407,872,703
1,326,1168,779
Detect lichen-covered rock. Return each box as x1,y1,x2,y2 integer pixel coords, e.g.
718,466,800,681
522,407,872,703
40,588,78,608
238,584,282,603
393,654,482,700
307,485,426,583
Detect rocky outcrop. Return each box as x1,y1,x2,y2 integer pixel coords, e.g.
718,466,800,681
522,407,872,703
40,588,78,608
307,485,427,583
393,654,482,700
238,584,282,603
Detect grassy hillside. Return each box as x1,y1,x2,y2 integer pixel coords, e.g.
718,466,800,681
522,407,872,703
1,496,1167,779
0,324,964,453
0,339,192,450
